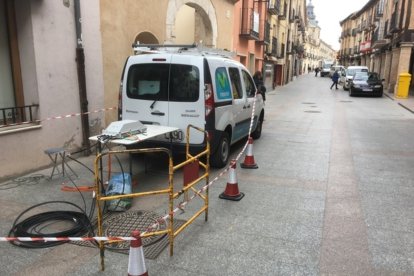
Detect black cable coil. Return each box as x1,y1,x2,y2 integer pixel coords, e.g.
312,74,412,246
8,202,93,249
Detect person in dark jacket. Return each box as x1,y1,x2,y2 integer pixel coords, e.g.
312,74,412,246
330,70,340,90
315,67,320,77
253,71,266,101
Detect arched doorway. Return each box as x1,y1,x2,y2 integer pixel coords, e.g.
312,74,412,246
166,0,217,47
134,31,159,45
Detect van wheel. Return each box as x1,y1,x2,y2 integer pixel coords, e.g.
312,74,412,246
210,132,230,168
251,116,263,139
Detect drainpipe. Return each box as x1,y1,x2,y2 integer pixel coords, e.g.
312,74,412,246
74,0,91,155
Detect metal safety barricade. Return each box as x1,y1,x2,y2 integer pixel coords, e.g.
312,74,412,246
93,124,210,270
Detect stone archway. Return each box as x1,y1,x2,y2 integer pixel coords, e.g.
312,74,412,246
134,31,159,44
166,0,217,47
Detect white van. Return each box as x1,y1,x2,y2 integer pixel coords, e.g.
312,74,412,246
320,60,334,77
341,65,369,90
118,45,265,168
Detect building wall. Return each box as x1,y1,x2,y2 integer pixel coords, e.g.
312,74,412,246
0,0,104,179
175,5,195,44
100,0,234,124
233,0,265,74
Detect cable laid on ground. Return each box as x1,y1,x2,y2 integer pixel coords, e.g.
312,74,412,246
8,201,94,249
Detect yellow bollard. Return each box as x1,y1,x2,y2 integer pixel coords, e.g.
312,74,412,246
395,73,411,99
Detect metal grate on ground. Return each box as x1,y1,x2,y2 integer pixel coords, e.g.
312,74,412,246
70,210,186,259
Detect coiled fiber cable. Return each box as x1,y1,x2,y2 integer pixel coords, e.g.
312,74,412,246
8,201,94,249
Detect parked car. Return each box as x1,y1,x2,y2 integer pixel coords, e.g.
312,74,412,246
349,72,384,97
329,65,345,78
341,65,369,90
118,44,265,168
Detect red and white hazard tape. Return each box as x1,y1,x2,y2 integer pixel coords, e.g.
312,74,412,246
42,106,117,122
3,106,117,127
0,236,134,242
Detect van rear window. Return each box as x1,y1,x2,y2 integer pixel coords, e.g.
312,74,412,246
126,64,199,102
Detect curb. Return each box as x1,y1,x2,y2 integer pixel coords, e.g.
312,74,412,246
384,93,414,114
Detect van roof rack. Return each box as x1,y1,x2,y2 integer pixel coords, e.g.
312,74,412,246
132,43,235,58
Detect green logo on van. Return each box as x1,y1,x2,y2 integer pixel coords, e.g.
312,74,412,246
215,68,231,100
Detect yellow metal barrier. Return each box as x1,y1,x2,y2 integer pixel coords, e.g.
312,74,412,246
93,124,210,270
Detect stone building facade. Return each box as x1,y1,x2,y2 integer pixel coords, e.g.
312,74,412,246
339,0,414,94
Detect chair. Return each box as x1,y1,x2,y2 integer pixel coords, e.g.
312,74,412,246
44,147,77,179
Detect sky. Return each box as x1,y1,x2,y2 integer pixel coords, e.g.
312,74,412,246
309,0,370,50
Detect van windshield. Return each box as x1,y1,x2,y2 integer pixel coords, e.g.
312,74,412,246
347,68,368,76
126,64,200,102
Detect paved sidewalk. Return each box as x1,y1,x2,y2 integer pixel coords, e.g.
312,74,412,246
384,91,414,113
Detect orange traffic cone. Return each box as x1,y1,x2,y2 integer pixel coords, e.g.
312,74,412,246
241,137,258,169
219,160,245,201
128,230,148,276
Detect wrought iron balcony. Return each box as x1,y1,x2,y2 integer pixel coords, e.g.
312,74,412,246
278,2,287,20
0,104,39,128
271,37,278,56
240,8,259,40
375,1,384,19
257,21,271,45
389,11,400,33
268,0,280,15
279,43,285,58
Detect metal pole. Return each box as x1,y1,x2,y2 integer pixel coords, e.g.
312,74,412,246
74,0,91,155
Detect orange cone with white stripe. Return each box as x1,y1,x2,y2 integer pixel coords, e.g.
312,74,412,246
128,230,148,276
241,137,258,169
219,160,245,201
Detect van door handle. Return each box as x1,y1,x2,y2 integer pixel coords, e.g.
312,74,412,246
243,104,251,109
151,111,165,116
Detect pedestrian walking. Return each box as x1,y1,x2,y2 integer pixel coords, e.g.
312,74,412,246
330,70,340,89
315,67,319,77
253,71,266,102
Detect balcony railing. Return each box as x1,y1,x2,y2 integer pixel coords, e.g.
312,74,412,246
390,11,400,33
268,0,280,15
278,2,287,20
352,28,357,36
0,104,39,128
383,20,391,38
353,45,359,54
271,37,278,56
279,43,285,58
240,8,259,40
257,20,271,45
376,0,384,19
286,40,292,54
